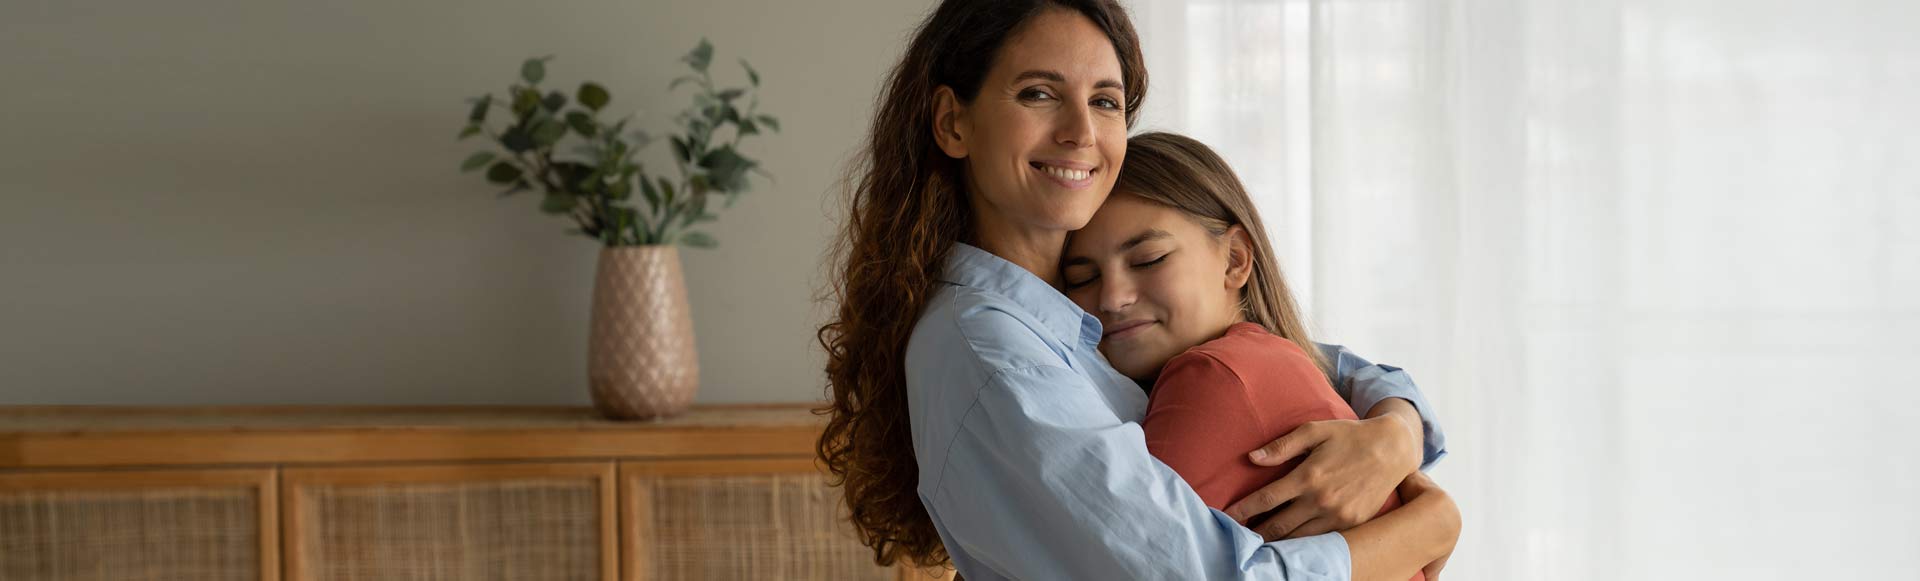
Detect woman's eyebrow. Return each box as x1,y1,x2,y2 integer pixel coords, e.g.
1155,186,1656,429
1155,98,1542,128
1013,70,1124,90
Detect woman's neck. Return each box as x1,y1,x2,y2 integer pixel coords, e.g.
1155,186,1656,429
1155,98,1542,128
971,211,1068,288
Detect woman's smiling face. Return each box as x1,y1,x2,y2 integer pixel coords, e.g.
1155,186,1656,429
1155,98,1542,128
1061,193,1252,381
933,7,1129,234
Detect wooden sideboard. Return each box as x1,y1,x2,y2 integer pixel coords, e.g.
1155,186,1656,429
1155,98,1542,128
0,404,952,581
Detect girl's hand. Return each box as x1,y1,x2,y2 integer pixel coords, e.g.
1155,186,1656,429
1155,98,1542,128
1224,411,1422,541
1396,471,1458,580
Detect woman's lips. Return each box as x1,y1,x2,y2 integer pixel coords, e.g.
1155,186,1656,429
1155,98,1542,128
1103,320,1155,341
1031,161,1096,189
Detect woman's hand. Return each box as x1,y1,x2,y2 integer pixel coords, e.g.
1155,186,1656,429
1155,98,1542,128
1224,406,1423,541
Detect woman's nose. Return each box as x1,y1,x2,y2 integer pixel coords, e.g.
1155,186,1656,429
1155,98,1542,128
1055,103,1096,148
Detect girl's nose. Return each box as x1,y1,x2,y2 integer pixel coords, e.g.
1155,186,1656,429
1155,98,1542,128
1099,274,1135,314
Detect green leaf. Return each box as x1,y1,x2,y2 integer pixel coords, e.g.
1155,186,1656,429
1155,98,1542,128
736,119,758,136
608,179,632,199
467,94,492,122
485,161,523,184
699,145,752,191
679,230,718,249
565,111,596,137
639,177,662,209
521,57,550,84
540,193,576,214
460,151,495,172
657,177,676,205
457,125,482,140
552,161,592,192
669,136,692,163
740,59,759,87
530,118,567,146
511,88,541,117
541,90,566,112
754,114,780,132
715,88,745,103
681,38,713,73
500,127,535,153
577,82,610,111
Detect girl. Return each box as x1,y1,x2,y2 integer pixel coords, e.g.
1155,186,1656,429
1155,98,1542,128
1061,132,1457,580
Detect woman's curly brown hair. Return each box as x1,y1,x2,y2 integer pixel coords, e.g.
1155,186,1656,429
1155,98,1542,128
815,0,1146,569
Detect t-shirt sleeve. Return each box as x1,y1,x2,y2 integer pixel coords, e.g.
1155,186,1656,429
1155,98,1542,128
1143,352,1286,511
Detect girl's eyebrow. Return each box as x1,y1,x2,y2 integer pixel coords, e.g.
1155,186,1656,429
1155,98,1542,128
1119,229,1172,251
1061,229,1172,268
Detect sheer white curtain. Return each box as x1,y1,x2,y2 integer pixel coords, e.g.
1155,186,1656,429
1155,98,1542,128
1130,0,1920,578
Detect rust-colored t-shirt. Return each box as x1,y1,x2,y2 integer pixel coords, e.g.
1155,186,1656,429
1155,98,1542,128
1143,322,1420,581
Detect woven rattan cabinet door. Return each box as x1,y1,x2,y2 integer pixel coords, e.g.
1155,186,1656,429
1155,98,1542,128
0,468,278,581
620,459,920,581
282,462,616,581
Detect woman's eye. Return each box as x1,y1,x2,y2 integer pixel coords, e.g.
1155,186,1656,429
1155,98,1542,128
1018,88,1056,102
1093,96,1121,110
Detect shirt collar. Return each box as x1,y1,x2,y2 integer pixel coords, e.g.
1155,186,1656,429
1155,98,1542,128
937,242,1103,348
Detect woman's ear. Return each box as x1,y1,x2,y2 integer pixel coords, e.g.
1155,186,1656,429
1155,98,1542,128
1224,225,1256,291
932,86,970,159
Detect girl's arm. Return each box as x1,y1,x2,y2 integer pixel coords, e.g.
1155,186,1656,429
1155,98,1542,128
1344,472,1459,581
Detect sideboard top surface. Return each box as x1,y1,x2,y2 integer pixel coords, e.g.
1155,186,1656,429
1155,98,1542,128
0,404,829,469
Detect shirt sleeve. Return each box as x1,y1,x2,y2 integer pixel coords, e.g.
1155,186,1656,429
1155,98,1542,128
1316,343,1450,470
928,363,1351,581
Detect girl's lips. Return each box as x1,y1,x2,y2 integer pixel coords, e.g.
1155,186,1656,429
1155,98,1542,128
1103,320,1155,341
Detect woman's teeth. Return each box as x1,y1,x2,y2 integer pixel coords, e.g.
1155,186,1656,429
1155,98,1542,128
1037,164,1091,181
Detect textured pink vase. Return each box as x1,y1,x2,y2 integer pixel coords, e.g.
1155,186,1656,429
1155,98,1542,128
588,246,698,420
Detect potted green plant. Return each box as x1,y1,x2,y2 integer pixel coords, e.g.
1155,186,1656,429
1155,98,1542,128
457,40,778,420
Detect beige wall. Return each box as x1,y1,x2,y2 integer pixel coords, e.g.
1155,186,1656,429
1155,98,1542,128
0,0,935,404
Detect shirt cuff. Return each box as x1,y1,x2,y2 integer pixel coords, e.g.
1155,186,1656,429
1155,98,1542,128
1348,364,1449,470
1212,509,1350,581
1265,531,1352,581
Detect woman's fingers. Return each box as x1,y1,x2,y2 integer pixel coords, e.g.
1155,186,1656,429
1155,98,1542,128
1248,421,1329,467
1250,498,1318,541
1224,472,1308,524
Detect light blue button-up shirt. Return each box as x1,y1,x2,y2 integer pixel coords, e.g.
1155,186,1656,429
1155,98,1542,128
905,243,1447,581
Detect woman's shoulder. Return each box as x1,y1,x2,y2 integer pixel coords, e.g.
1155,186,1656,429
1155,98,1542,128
907,284,1074,379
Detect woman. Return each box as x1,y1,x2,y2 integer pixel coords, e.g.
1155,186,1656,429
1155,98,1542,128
817,1,1456,578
